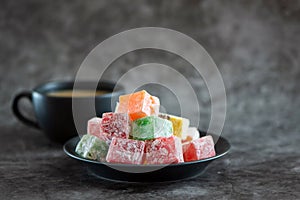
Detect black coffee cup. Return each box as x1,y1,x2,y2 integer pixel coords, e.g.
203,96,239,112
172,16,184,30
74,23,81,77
12,80,124,143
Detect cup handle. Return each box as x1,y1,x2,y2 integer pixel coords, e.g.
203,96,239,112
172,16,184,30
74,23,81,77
12,91,40,129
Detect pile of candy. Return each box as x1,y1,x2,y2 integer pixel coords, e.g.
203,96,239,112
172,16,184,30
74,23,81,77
75,90,216,165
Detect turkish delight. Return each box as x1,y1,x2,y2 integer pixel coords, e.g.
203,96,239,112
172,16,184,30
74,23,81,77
87,117,102,139
144,136,183,164
75,134,109,162
116,90,159,121
182,135,216,162
158,113,190,139
106,137,145,164
132,116,173,140
78,89,218,165
100,112,131,141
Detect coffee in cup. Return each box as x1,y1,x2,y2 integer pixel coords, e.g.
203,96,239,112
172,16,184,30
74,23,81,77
12,80,124,143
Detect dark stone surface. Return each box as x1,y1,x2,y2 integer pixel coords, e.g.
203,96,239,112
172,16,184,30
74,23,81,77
1,0,300,199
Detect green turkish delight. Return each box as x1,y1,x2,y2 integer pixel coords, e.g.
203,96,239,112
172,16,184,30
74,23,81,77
132,116,173,140
75,134,108,161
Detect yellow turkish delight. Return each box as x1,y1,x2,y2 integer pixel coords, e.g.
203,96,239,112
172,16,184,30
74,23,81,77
158,113,190,138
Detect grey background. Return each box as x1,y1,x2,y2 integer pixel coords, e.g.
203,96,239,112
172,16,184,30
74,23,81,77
1,0,300,199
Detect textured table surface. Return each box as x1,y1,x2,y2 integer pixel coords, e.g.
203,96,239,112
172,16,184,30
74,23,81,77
1,0,300,199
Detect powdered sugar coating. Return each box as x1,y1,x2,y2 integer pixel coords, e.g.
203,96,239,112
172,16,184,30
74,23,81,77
183,135,216,162
132,116,173,140
100,112,131,141
106,137,145,164
116,90,160,121
144,136,183,164
158,113,190,139
87,117,102,139
75,134,109,162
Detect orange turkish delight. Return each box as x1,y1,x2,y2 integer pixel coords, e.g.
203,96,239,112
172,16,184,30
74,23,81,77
116,90,159,121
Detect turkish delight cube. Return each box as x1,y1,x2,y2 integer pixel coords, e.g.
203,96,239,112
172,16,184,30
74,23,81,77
100,112,131,141
132,116,173,140
106,137,145,164
75,134,109,162
158,113,190,138
182,135,216,162
144,136,184,164
116,90,159,121
87,117,102,139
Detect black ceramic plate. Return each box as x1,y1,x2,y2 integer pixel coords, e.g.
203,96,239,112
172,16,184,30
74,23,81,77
63,133,230,182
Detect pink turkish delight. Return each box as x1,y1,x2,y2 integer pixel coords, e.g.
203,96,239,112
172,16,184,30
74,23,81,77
183,135,216,162
106,137,145,164
87,117,102,139
100,112,131,141
144,136,184,164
